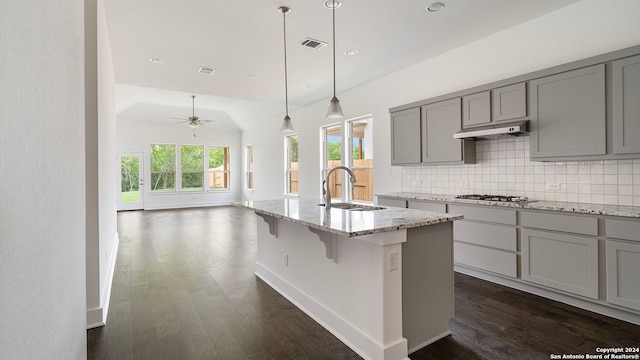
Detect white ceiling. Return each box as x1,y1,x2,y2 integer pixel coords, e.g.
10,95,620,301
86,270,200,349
104,0,580,129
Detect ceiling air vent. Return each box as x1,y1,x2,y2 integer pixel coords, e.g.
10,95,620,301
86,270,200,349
299,38,328,50
197,67,215,75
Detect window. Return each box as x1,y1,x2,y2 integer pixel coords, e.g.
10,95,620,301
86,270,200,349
285,134,298,195
150,144,176,191
246,145,253,190
181,145,204,191
320,117,374,202
208,146,230,190
321,124,343,201
348,117,373,202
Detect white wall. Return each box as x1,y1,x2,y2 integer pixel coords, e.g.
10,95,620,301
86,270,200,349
0,0,87,359
117,123,242,208
86,0,119,328
242,0,640,204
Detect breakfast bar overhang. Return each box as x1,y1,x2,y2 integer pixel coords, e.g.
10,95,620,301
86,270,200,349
234,199,463,360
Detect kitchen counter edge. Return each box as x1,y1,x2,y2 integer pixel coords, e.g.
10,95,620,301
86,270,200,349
376,192,640,218
233,199,463,237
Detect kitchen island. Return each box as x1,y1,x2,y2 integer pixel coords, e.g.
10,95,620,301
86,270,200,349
234,199,463,360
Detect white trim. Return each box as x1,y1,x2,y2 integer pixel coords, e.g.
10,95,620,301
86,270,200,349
87,233,120,329
143,201,233,210
407,331,451,354
255,262,409,360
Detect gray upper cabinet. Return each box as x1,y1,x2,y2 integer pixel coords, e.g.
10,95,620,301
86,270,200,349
422,98,475,164
492,82,527,122
462,91,491,127
390,107,422,165
613,54,640,154
530,64,606,160
462,83,527,128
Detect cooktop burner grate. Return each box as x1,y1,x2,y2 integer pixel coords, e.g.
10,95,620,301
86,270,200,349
455,194,531,202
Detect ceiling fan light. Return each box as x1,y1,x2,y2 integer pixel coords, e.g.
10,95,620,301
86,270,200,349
188,123,199,129
326,96,344,119
280,115,295,132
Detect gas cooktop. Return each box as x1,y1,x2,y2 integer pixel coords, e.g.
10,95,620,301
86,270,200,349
454,194,533,203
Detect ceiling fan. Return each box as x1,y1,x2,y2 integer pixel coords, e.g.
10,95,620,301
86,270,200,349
171,95,215,130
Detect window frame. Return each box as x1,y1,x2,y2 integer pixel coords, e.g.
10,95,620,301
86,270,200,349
245,145,254,191
179,144,205,192
346,116,374,203
320,123,343,201
284,133,299,196
150,143,177,193
207,145,231,191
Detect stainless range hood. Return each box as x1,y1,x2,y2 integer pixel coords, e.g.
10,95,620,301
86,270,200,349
453,120,529,140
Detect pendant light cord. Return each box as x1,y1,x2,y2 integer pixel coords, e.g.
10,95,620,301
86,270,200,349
332,0,336,98
282,8,289,117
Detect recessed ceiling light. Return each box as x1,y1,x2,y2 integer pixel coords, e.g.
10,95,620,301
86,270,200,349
301,84,311,88
197,67,215,75
324,0,341,9
149,58,164,64
244,74,254,79
426,2,445,12
345,50,358,56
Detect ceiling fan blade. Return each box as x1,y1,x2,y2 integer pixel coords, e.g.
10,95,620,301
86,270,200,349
200,119,215,123
176,120,190,124
171,117,188,120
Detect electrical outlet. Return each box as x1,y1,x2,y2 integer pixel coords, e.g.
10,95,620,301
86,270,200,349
385,168,392,176
284,254,288,267
459,181,469,188
546,183,561,190
389,251,398,271
413,180,422,186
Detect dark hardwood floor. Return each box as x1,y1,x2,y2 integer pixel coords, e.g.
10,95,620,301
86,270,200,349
88,206,640,360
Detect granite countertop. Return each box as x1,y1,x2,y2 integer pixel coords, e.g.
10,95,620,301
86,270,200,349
233,198,462,237
377,192,640,218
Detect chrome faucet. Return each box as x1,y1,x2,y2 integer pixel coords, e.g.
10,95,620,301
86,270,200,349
323,166,357,211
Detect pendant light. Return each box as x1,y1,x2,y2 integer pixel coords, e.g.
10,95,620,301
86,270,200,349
326,0,344,119
279,6,295,133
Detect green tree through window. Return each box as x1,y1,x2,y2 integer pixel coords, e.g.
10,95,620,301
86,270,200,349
151,144,176,191
181,145,204,190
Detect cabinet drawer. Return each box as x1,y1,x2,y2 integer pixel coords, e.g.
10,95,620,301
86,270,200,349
521,229,598,299
605,219,640,241
377,197,407,208
454,221,516,251
454,242,517,278
448,204,516,225
408,200,446,213
521,211,598,236
606,240,640,311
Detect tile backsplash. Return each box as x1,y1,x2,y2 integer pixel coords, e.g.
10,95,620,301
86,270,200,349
401,137,640,206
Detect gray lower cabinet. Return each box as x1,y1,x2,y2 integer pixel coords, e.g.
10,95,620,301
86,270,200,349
613,54,640,154
449,204,517,278
605,219,640,311
407,200,446,213
422,98,475,164
530,64,606,160
390,107,422,165
377,197,407,208
520,211,599,299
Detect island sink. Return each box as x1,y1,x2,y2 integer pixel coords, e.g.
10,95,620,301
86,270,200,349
317,202,386,211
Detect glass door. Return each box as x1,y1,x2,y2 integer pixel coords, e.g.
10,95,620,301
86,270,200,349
117,152,144,210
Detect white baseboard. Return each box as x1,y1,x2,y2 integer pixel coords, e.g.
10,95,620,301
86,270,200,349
255,262,409,360
87,233,120,329
143,201,232,210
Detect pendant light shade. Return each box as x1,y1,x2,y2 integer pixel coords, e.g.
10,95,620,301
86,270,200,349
280,115,294,132
326,0,344,119
279,6,295,133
